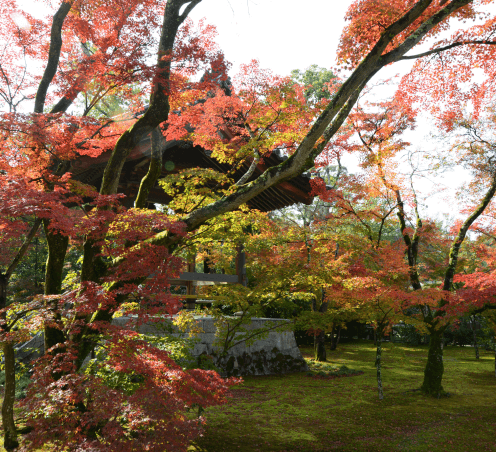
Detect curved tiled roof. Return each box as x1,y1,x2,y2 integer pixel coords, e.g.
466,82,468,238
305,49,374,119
69,134,316,212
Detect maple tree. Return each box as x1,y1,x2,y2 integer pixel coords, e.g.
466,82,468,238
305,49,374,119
332,86,496,397
246,214,358,363
235,200,421,399
0,0,495,449
0,0,236,450
307,151,416,396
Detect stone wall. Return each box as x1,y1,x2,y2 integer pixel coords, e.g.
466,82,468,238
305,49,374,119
14,332,44,363
112,315,308,376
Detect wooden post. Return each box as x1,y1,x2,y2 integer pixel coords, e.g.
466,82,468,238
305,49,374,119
185,257,196,310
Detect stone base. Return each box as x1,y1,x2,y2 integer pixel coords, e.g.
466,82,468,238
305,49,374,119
221,348,308,376
112,315,308,376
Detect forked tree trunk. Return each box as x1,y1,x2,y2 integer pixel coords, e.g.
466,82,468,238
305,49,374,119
314,331,327,362
2,342,18,451
421,328,446,397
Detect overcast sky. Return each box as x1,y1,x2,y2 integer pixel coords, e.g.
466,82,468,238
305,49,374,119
188,0,351,75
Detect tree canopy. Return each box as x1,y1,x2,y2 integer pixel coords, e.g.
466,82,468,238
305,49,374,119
1,0,496,450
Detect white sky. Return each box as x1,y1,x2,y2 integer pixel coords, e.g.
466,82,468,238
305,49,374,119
188,0,351,76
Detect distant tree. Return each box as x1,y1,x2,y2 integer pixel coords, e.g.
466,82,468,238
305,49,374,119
291,65,338,104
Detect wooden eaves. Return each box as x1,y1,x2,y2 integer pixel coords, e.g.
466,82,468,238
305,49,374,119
68,135,316,212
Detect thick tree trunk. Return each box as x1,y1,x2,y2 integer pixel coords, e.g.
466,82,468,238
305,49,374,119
43,220,69,353
0,220,41,449
314,331,327,362
421,173,496,395
421,328,445,397
0,276,6,318
134,127,163,209
375,337,384,400
2,342,18,451
0,278,18,449
329,325,336,351
329,325,341,351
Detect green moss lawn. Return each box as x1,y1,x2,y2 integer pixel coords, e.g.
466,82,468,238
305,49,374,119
1,342,495,451
191,342,496,452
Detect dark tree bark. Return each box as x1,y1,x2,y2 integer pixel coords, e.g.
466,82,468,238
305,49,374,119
43,220,69,353
421,327,446,397
421,170,496,395
314,330,327,362
0,277,18,450
312,291,328,362
34,1,73,113
0,218,41,450
329,324,341,351
2,343,18,451
375,334,384,400
396,190,422,291
134,127,163,208
469,316,480,360
100,0,202,196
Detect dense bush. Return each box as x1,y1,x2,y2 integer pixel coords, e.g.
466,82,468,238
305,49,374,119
444,315,493,347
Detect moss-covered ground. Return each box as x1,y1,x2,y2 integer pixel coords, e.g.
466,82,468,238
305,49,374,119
191,342,496,452
0,342,494,451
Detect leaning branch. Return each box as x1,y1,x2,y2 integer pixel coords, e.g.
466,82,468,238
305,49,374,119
4,218,42,280
443,171,496,292
100,0,202,196
84,0,478,343
382,0,473,64
235,124,261,187
34,1,73,114
171,0,476,234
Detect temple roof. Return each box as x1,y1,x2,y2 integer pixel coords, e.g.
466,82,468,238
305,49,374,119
69,135,316,212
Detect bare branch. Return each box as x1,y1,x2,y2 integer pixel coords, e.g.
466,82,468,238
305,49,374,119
5,218,42,280
400,40,496,60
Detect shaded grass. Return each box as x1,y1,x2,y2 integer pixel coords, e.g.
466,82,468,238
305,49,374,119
0,342,494,451
191,342,496,452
